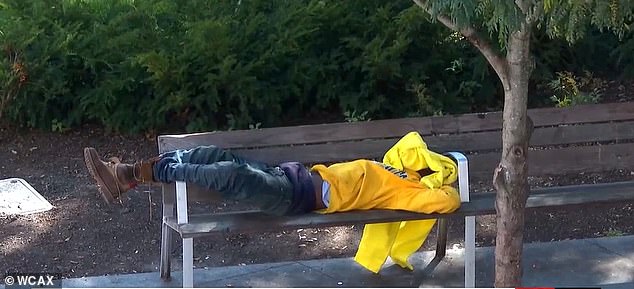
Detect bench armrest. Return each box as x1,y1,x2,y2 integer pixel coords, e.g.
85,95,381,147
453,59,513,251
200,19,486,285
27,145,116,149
444,152,470,203
444,151,475,287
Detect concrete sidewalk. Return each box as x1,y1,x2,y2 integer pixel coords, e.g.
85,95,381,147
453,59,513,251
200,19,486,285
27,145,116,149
14,235,634,288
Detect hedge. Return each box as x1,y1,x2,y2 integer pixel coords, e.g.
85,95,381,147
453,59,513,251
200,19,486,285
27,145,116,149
1,0,631,132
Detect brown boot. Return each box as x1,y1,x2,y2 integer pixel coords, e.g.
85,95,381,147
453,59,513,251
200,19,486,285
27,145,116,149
83,147,157,204
132,157,159,184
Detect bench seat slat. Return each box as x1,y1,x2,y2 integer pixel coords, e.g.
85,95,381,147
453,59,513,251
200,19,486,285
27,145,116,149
165,181,634,238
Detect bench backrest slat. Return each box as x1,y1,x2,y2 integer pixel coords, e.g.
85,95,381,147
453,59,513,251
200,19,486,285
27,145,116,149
159,120,634,165
530,121,634,147
470,142,633,178
158,102,634,151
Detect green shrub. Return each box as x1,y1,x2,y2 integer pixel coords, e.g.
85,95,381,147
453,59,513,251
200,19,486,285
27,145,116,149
1,0,630,133
548,71,604,108
0,0,504,132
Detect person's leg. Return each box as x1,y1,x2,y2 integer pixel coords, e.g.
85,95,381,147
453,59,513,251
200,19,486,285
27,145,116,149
153,159,293,215
159,145,269,170
83,146,293,215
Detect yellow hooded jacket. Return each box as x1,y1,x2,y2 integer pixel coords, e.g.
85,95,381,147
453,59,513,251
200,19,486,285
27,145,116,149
311,131,461,273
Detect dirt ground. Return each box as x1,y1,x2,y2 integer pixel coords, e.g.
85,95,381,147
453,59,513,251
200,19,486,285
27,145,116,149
1,80,634,278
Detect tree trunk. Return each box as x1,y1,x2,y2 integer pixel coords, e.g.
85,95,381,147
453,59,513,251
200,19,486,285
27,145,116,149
492,26,534,287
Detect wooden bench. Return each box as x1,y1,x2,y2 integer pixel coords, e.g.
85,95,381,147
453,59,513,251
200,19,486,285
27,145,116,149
157,102,634,288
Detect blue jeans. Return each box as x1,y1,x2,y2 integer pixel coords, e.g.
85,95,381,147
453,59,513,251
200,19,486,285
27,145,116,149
153,146,294,215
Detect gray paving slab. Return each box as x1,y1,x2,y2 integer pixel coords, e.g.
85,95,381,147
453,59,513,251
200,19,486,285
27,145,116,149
415,247,493,288
424,236,634,288
62,262,295,288
521,238,634,287
585,235,634,262
2,235,632,288
217,262,333,288
297,250,439,287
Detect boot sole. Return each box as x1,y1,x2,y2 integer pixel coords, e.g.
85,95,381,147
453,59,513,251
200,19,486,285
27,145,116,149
83,147,118,204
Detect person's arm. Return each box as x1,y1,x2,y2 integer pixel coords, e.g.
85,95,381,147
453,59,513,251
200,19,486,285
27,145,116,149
409,185,461,214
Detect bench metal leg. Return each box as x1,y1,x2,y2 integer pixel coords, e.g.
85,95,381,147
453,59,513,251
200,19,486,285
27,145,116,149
413,218,449,287
465,215,476,287
425,218,449,270
160,204,174,280
182,238,194,288
419,218,474,288
176,181,193,288
434,218,448,260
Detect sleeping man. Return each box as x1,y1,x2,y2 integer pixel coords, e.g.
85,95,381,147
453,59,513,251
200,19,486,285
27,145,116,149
83,131,461,272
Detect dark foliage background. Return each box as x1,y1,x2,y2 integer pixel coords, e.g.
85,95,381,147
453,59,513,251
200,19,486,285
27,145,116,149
1,0,632,132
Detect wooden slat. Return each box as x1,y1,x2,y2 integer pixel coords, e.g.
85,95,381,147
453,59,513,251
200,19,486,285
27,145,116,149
433,120,634,151
232,139,390,164
164,182,222,202
158,121,634,165
158,118,435,150
226,134,498,164
531,142,634,173
158,102,634,150
529,102,634,127
530,121,634,147
157,136,459,163
468,143,634,179
164,181,634,237
158,135,491,165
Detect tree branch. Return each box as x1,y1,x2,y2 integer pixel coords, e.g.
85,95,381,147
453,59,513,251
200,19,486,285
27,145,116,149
514,0,529,14
412,0,510,89
516,0,541,25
